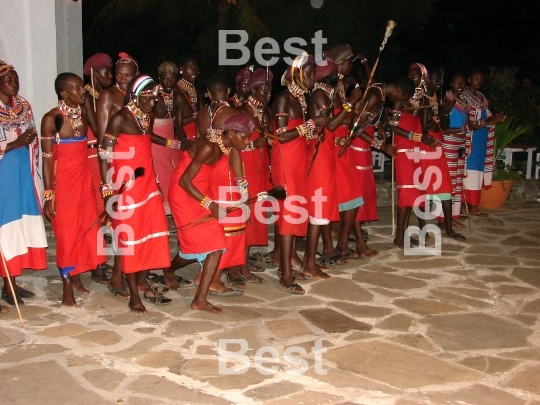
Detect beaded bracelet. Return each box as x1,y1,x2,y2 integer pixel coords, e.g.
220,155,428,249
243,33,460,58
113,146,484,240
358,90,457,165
342,102,352,113
334,137,342,146
100,183,114,199
166,139,182,150
98,147,114,159
371,138,383,150
42,152,53,158
461,124,469,134
200,196,213,209
408,132,422,142
243,141,255,152
104,134,117,140
275,127,287,136
43,190,54,202
389,120,400,126
236,178,249,194
275,112,290,118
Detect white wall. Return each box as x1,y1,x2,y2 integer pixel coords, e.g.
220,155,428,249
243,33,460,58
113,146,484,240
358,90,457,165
0,0,83,130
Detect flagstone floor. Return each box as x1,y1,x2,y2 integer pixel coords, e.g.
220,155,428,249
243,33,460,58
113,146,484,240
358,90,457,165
1,203,540,405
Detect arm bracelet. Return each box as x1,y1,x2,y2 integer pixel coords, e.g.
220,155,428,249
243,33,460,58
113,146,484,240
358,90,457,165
100,183,114,199
43,190,54,202
200,196,213,209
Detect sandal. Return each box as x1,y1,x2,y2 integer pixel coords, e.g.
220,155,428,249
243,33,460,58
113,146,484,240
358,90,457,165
142,292,172,305
16,285,36,298
296,237,307,252
1,290,24,306
227,274,246,289
108,282,130,301
336,247,363,260
248,251,277,266
316,252,348,267
147,272,193,288
150,283,170,294
277,269,310,280
241,273,266,284
209,288,244,297
277,280,305,295
247,262,265,273
468,211,489,217
0,305,9,314
91,267,110,285
446,231,467,241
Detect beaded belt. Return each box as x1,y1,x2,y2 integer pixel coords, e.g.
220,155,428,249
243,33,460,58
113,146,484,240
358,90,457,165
224,224,246,237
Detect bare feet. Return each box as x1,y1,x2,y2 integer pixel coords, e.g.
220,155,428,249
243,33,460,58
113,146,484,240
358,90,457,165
193,273,229,292
356,245,379,258
303,264,331,279
451,219,466,229
191,299,222,314
61,278,77,307
1,305,10,314
163,269,180,291
129,300,147,314
70,275,89,295
392,238,404,249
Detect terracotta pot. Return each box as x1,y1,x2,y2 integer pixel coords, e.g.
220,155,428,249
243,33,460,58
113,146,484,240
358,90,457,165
478,180,514,209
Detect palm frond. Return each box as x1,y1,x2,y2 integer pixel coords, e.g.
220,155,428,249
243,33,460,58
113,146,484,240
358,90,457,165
494,118,533,161
234,0,269,46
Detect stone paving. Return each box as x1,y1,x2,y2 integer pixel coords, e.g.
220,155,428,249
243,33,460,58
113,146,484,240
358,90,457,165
1,203,540,405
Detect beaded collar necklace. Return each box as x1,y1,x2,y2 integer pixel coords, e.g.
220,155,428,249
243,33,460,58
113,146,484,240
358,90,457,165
206,128,230,156
427,92,439,115
84,84,100,100
287,82,308,119
409,84,427,110
446,90,469,110
246,95,263,124
161,90,174,118
115,83,126,96
0,96,32,128
126,100,150,133
229,94,242,107
177,78,198,112
208,100,229,122
336,74,346,103
58,100,83,137
370,83,386,101
313,82,335,99
462,88,487,110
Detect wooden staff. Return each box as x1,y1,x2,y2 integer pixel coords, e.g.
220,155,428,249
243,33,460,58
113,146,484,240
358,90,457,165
91,68,96,112
339,20,397,157
254,128,283,141
0,248,24,327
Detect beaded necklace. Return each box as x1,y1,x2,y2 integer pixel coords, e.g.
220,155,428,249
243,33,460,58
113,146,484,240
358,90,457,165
126,100,150,134
57,100,83,137
409,84,427,111
445,90,469,111
370,83,386,101
161,90,174,118
229,94,242,107
206,129,230,156
287,82,308,119
115,84,126,96
462,88,488,110
208,100,229,121
427,93,439,115
84,84,100,100
0,96,32,129
336,74,346,103
246,95,263,124
313,82,334,99
177,78,198,112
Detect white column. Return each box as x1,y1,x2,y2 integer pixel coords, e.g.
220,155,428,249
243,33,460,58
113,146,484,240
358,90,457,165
55,0,83,76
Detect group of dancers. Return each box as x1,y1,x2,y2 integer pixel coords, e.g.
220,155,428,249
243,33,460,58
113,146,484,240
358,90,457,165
0,43,504,315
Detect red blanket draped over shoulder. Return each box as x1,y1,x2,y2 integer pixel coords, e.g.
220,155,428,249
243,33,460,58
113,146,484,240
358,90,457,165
394,113,423,208
271,119,308,236
350,125,378,221
112,134,170,273
52,137,106,276
419,130,453,196
242,131,270,246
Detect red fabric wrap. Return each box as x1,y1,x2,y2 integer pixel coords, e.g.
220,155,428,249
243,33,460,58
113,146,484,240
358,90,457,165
271,119,308,236
350,125,378,221
169,155,227,255
306,130,339,221
183,121,197,141
112,134,170,273
151,118,180,213
242,131,269,246
87,127,103,213
334,121,363,209
52,139,106,276
209,155,246,269
0,248,46,278
419,130,453,196
394,113,423,208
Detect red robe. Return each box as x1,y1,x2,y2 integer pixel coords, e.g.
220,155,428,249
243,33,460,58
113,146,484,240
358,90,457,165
112,134,170,273
242,131,270,247
305,129,339,222
419,130,453,197
394,113,423,208
169,154,227,257
334,123,364,212
52,136,106,276
350,125,378,222
271,119,308,236
151,118,180,215
87,127,103,213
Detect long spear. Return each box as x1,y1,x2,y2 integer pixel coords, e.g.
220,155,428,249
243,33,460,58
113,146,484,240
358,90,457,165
307,90,335,176
0,248,24,327
258,63,270,179
339,20,397,157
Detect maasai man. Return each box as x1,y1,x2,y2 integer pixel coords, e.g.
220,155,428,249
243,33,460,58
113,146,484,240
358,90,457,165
83,53,114,285
419,65,465,241
388,74,426,248
271,53,330,294
168,113,252,313
96,52,138,300
0,60,47,310
229,65,253,107
232,68,273,285
41,73,107,306
151,61,182,215
461,70,506,216
99,75,171,314
301,60,340,277
325,44,373,259
175,55,200,145
441,73,469,226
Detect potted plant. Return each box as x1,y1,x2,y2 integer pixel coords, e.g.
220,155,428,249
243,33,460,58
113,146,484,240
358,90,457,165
479,118,532,209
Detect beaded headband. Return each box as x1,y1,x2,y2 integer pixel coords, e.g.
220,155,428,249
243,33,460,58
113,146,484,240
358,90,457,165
410,62,429,85
0,61,15,76
132,75,158,99
116,52,139,71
